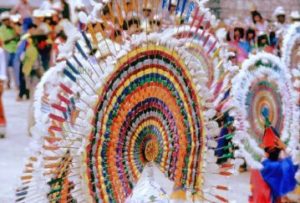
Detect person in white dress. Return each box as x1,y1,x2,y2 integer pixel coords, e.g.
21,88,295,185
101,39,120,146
251,10,268,33
0,42,7,137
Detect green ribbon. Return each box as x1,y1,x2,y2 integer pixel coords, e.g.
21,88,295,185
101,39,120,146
225,133,233,140
220,152,233,159
264,117,271,127
48,186,62,195
48,178,63,185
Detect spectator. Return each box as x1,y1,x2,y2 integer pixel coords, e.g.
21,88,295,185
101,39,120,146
251,10,268,32
61,0,71,20
10,15,22,36
245,28,256,53
290,11,300,24
234,27,251,54
17,23,39,101
227,25,249,64
123,14,141,36
11,0,33,32
124,0,135,13
32,10,51,35
163,0,178,27
273,7,287,26
273,6,289,38
40,0,55,10
0,12,20,89
149,15,162,33
256,32,277,54
0,41,7,137
32,9,52,71
141,2,153,32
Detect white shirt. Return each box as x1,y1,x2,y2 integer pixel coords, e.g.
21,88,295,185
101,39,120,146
40,1,53,10
38,23,51,35
0,48,7,81
255,21,268,32
274,22,289,37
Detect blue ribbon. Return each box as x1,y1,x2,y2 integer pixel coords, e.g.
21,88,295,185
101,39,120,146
185,2,195,22
75,42,88,60
81,31,93,52
180,0,188,16
176,0,181,14
162,0,168,9
73,55,83,67
66,60,80,75
63,68,77,82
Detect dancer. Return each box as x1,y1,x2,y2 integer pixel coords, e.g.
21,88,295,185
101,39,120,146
215,114,235,164
249,110,298,203
14,1,237,202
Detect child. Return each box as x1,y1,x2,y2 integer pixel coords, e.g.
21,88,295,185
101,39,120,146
0,41,7,137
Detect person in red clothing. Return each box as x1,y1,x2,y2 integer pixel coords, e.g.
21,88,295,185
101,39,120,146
249,169,272,203
249,108,298,203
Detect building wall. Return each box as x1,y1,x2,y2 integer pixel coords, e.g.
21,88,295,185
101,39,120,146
207,0,300,20
2,0,300,21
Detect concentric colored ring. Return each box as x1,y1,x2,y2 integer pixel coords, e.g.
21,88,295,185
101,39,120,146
85,45,204,202
246,79,283,142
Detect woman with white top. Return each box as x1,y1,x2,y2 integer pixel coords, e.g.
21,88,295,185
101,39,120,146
0,42,7,137
251,10,269,33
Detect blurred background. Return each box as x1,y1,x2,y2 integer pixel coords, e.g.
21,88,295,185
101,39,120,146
1,0,300,19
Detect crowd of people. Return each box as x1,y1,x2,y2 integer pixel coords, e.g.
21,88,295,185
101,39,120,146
222,6,300,65
0,0,71,99
213,7,300,203
0,3,298,131
0,0,73,135
0,1,298,100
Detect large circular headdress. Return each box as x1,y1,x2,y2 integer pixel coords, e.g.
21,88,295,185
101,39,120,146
16,0,237,202
86,43,206,202
231,53,299,168
282,23,300,104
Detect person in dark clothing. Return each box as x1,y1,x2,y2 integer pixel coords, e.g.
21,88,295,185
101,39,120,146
61,0,70,20
215,115,235,164
18,63,30,100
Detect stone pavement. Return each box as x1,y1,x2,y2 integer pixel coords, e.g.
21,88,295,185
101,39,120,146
0,89,32,202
